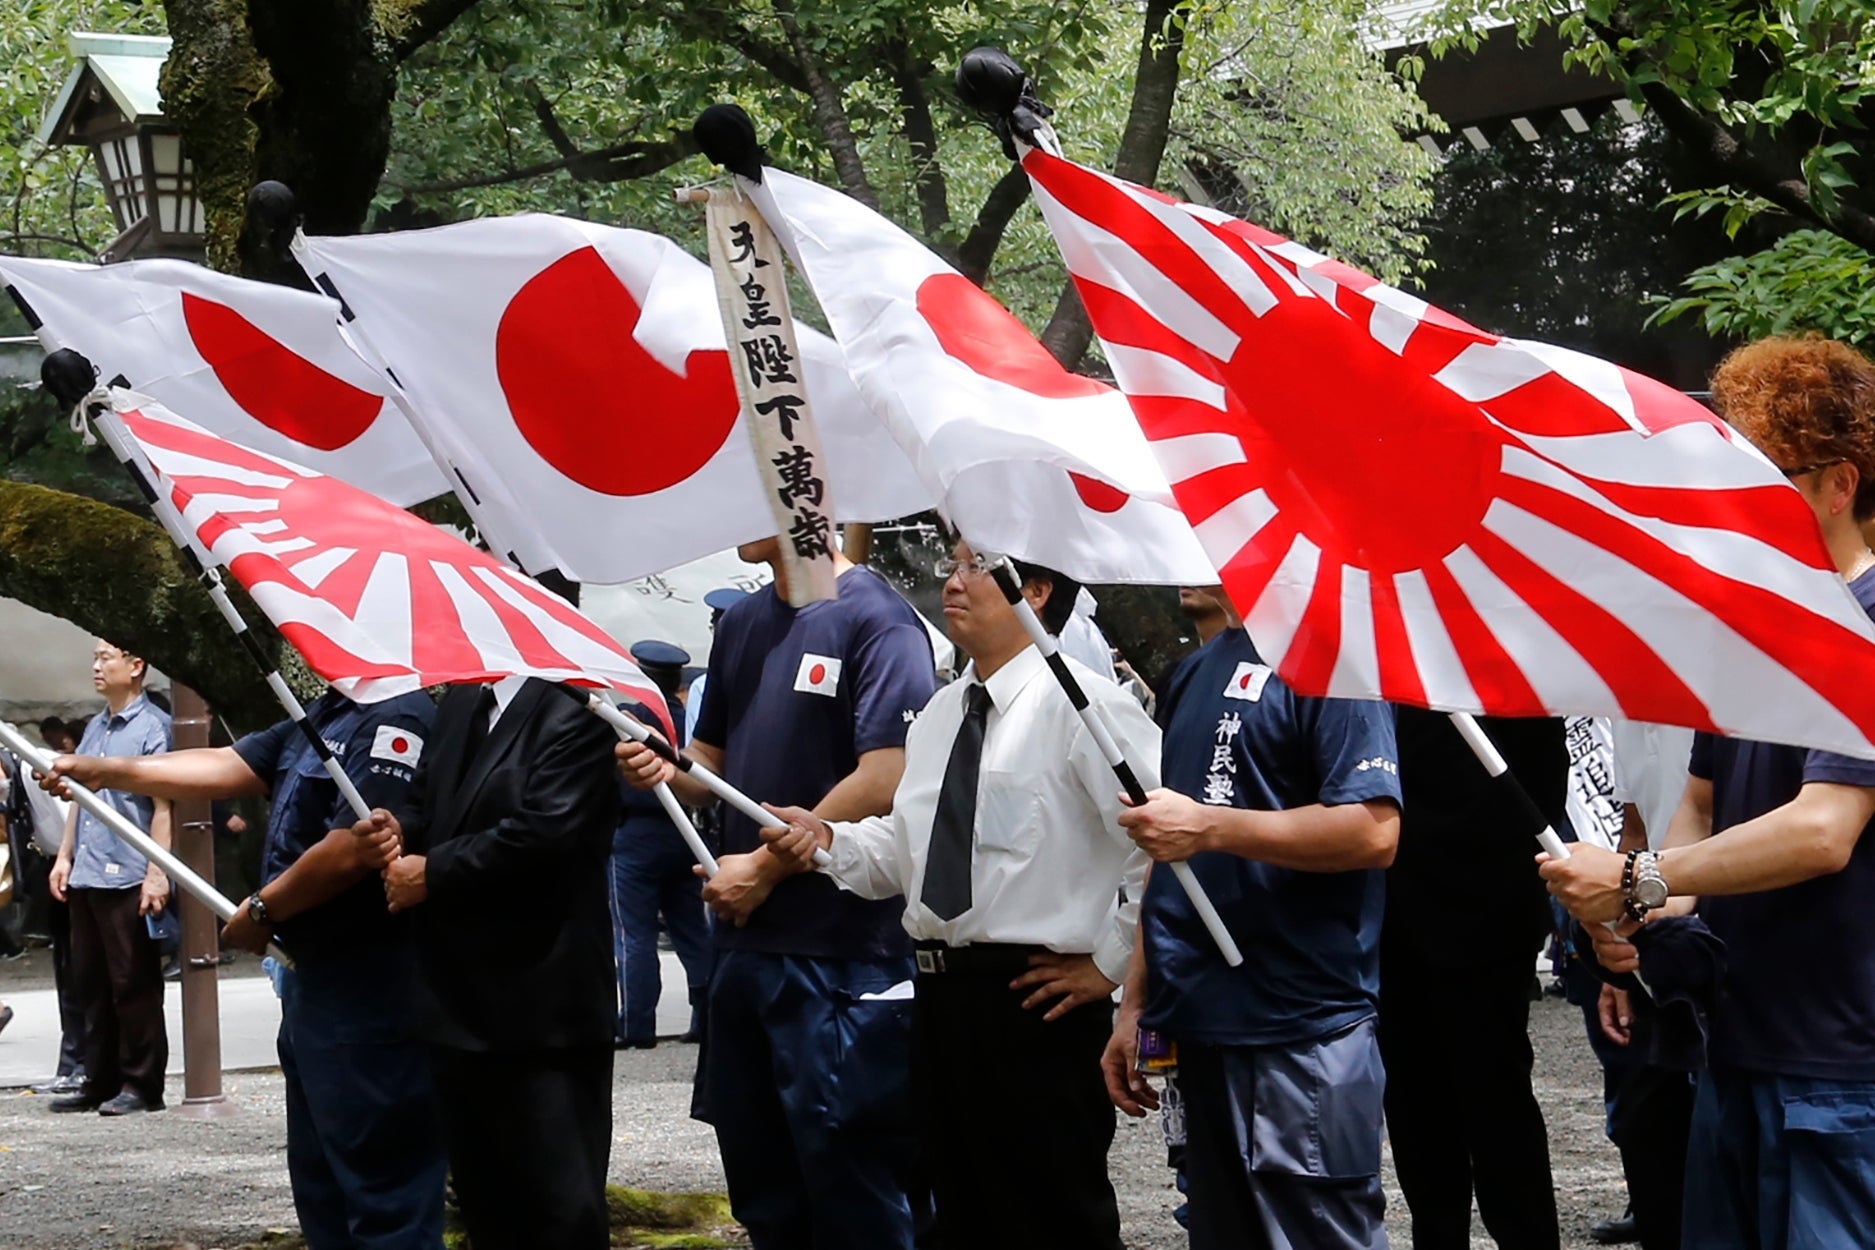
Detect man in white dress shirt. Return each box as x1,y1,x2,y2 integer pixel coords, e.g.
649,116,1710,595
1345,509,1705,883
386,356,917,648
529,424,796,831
765,540,1157,1250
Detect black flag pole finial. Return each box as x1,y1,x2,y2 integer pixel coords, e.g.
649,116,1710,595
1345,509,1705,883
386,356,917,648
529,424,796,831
694,104,766,183
955,46,1053,160
246,180,303,258
41,348,99,409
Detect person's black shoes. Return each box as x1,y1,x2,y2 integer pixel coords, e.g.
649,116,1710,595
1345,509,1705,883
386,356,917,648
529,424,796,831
49,1087,104,1113
97,1090,162,1116
34,1072,85,1095
0,1004,13,1036
616,1037,657,1050
1590,1207,1639,1245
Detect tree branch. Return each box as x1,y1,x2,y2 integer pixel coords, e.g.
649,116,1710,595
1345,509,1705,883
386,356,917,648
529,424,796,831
394,130,700,194
651,1,811,94
0,481,279,732
388,0,485,62
772,0,878,209
955,165,1031,287
1638,80,1875,254
891,43,951,244
1042,0,1187,366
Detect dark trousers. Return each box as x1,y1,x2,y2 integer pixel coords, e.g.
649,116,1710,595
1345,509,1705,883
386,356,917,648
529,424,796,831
430,1043,613,1250
280,953,448,1250
911,956,1123,1250
67,887,166,1101
49,896,86,1078
1565,960,1694,1250
1378,945,1559,1250
608,823,712,1042
697,949,919,1250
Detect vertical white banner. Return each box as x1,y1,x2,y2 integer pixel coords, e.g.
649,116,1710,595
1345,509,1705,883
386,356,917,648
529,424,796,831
704,187,838,605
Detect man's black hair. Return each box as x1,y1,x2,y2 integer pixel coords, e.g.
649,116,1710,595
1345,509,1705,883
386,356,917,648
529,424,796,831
1011,559,1081,636
38,715,68,739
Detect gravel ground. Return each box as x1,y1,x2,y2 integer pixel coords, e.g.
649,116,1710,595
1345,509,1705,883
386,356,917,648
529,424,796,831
0,993,1624,1250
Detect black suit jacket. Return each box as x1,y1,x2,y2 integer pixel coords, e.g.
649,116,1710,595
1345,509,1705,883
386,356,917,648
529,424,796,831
397,679,621,1051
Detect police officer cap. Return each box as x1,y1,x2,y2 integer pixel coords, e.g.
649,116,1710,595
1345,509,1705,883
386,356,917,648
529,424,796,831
704,587,749,614
631,640,691,670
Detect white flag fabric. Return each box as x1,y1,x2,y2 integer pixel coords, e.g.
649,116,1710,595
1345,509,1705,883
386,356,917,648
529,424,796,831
0,255,446,506
295,215,933,583
742,167,1215,585
109,390,674,738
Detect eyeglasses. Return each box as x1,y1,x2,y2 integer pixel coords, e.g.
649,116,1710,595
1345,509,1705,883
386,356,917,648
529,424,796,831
933,553,1002,580
1780,459,1845,478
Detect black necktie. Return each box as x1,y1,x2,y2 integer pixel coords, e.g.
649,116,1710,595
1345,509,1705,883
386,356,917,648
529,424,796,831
923,683,992,921
460,685,499,771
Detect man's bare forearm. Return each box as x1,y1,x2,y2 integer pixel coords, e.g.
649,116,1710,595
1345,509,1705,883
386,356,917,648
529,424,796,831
1201,799,1400,871
258,829,374,921
1662,782,1875,897
76,748,266,802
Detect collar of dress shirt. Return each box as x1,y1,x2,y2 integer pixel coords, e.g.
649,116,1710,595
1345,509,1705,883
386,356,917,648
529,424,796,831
962,642,1047,712
489,675,528,728
104,692,151,727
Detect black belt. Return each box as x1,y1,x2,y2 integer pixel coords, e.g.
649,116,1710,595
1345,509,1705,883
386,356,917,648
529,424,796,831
912,941,1045,976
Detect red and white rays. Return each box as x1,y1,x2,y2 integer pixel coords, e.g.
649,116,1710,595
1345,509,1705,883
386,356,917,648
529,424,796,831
113,393,673,739
1022,146,1875,759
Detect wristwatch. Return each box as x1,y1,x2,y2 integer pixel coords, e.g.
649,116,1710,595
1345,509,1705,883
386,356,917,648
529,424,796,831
246,891,274,926
1623,850,1669,920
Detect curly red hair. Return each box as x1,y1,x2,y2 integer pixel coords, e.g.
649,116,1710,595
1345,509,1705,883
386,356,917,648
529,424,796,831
1710,335,1875,519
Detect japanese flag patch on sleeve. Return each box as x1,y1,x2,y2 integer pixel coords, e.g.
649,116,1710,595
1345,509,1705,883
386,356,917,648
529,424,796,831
1223,662,1273,703
370,725,425,768
794,653,843,697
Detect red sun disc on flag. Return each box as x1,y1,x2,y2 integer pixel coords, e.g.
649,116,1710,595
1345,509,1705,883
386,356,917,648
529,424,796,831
808,662,827,684
181,293,383,451
1067,472,1129,514
391,736,409,753
915,273,1107,401
495,247,741,496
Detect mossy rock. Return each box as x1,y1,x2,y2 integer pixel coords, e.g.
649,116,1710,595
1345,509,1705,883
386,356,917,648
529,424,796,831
607,1185,733,1231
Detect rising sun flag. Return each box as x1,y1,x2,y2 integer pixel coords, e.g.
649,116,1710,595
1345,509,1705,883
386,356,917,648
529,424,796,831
1018,144,1875,760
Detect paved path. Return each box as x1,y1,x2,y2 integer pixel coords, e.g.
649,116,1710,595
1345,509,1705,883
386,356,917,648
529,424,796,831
0,951,697,1088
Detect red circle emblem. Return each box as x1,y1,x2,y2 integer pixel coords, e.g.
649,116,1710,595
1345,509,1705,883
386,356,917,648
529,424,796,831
181,292,383,451
391,736,409,754
1239,673,1252,690
495,247,740,496
915,272,1107,400
1067,472,1129,514
808,662,827,685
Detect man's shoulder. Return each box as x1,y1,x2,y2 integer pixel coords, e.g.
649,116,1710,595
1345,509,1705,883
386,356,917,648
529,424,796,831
836,567,924,631
356,690,437,730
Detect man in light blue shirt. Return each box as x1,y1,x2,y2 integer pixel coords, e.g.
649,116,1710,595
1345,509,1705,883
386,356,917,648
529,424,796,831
47,640,171,1115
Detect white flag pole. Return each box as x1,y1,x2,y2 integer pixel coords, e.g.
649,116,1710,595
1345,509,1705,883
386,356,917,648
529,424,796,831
0,719,291,966
39,357,374,826
988,560,1244,967
585,697,833,868
577,693,719,877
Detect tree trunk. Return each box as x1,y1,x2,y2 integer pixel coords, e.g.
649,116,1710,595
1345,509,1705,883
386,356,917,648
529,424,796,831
158,0,267,272
1040,0,1188,370
0,481,281,733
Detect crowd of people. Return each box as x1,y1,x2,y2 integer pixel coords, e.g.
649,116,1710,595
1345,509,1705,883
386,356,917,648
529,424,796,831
2,332,1873,1250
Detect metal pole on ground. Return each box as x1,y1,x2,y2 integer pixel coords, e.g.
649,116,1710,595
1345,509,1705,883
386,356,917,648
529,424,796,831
168,683,234,1119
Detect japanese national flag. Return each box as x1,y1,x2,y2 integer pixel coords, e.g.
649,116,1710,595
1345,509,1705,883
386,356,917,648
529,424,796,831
294,216,933,584
370,725,424,768
793,653,842,696
740,168,1216,585
0,254,446,506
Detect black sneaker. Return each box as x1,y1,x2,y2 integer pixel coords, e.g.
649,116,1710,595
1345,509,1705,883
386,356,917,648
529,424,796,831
0,1005,13,1035
98,1089,162,1116
1590,1207,1639,1245
50,1088,104,1113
